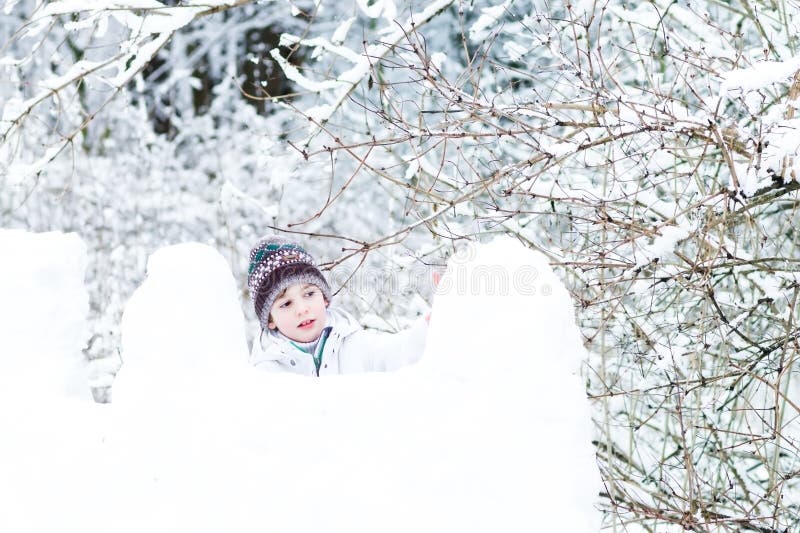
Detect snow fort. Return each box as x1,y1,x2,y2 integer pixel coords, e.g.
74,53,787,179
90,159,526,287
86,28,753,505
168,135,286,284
1,232,602,533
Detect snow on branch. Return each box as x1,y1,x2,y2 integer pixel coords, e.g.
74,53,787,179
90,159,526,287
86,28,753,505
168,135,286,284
719,57,800,97
0,0,252,183
270,0,455,140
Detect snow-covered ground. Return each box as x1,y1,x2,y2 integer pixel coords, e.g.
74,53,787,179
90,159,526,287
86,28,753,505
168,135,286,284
0,230,601,532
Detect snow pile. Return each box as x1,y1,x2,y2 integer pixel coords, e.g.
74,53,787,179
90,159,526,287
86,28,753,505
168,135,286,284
0,229,91,401
112,242,250,405
101,243,263,532
420,238,600,529
0,233,601,533
0,230,107,533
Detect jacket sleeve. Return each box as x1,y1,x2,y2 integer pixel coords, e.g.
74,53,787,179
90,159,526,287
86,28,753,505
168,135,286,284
340,317,429,373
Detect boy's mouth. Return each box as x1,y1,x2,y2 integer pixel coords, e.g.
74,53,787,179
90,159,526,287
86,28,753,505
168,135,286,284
297,319,315,329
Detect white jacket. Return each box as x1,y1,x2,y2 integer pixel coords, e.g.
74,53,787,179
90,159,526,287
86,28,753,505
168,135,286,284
249,308,428,376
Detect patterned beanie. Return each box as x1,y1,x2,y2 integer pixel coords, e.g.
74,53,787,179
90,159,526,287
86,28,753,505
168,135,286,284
247,235,331,330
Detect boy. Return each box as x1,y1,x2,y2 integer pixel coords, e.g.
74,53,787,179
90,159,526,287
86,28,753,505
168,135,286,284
247,236,428,376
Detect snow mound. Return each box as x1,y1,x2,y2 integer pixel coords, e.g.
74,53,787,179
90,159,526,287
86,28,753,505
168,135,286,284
0,229,90,401
112,242,250,406
424,237,587,379
0,230,107,533
419,237,600,529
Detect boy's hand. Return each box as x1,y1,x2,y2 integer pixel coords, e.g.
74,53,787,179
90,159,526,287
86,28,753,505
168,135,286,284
425,271,442,323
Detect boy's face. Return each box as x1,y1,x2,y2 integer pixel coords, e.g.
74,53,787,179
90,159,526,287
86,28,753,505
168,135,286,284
268,283,328,343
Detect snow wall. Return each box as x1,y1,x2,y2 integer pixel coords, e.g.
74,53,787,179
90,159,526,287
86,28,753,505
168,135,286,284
0,231,603,533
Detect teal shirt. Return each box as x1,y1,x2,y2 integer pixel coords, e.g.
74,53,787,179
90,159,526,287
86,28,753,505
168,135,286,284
290,327,332,375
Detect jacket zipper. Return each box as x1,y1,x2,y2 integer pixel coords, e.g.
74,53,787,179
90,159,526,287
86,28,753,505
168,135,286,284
313,327,332,376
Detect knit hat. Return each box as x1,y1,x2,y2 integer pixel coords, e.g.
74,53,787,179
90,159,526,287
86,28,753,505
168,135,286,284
247,236,331,330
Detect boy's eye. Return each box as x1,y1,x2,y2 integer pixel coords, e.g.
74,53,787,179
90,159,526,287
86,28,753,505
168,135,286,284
279,300,291,308
304,290,316,297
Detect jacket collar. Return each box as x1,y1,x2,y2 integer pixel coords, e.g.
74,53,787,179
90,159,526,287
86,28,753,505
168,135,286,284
260,307,361,350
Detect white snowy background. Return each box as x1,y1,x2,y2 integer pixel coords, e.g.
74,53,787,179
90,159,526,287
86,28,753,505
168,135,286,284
0,230,601,533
